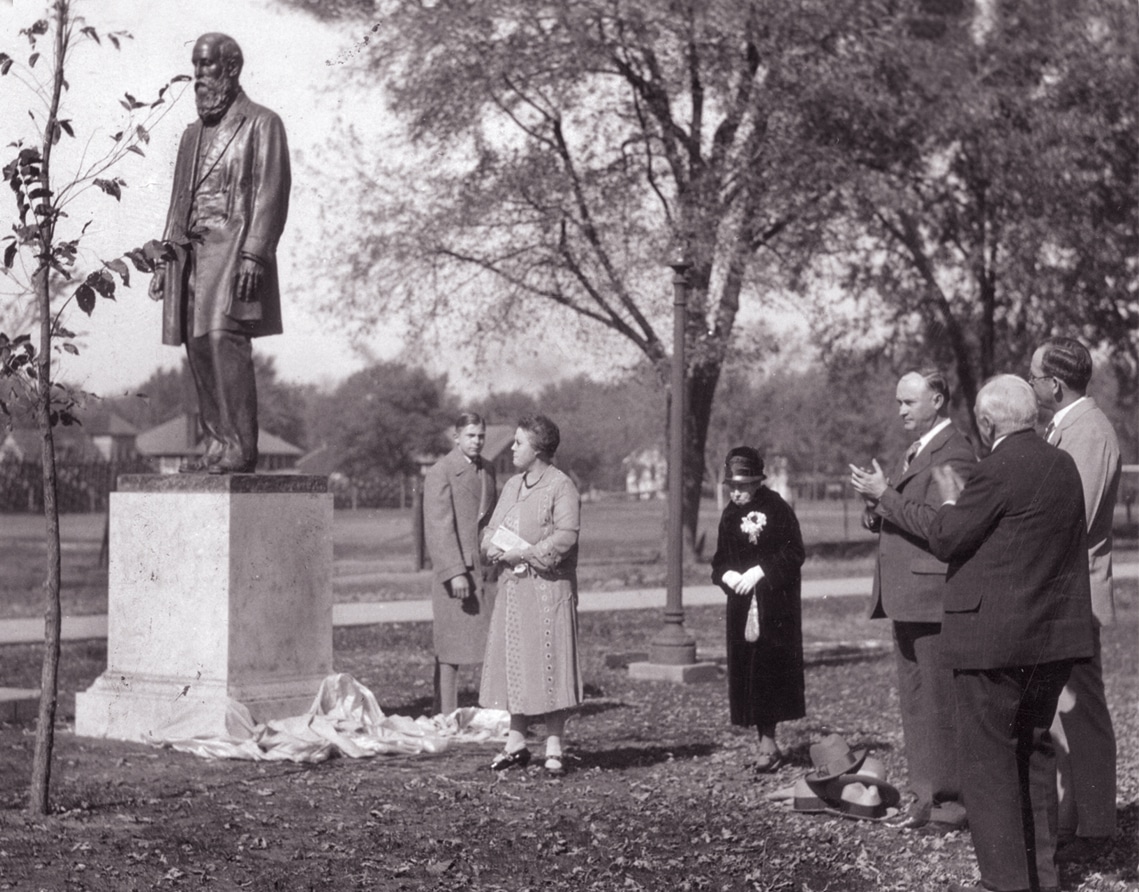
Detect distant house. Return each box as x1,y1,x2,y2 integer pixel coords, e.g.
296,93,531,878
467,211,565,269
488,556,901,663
483,424,516,478
0,422,104,463
135,413,303,474
296,443,351,498
623,446,666,499
1,409,139,464
295,443,340,477
414,423,516,479
0,411,145,513
82,410,140,463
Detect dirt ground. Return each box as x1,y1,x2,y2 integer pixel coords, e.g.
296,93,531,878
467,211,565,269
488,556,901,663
1,596,1136,892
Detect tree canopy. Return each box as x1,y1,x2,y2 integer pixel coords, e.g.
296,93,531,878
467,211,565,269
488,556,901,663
309,361,454,481
289,0,1138,543
296,0,880,547
797,0,1138,434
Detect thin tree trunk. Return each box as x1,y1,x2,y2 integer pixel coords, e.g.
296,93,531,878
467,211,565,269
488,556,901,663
29,0,69,816
684,360,721,559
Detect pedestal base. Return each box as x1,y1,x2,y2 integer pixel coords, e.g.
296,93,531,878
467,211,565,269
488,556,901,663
75,474,333,742
627,661,720,684
0,688,39,724
75,674,319,740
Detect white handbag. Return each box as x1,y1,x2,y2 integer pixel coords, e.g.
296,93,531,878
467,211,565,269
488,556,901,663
744,595,761,642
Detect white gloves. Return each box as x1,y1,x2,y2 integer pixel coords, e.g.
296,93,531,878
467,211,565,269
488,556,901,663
723,565,764,595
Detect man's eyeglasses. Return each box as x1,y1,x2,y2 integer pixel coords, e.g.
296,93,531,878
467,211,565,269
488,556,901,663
1026,373,1053,384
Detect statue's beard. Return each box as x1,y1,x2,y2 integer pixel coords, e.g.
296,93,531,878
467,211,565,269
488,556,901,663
195,75,237,123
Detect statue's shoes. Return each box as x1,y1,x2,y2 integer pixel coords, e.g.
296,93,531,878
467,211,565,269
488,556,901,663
181,439,226,473
209,452,258,475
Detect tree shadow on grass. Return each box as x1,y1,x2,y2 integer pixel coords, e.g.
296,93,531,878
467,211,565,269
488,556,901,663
577,742,718,771
803,642,892,667
382,684,625,721
804,540,878,560
577,698,627,720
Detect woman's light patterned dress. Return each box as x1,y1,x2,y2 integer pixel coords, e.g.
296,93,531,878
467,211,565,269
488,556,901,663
479,466,583,716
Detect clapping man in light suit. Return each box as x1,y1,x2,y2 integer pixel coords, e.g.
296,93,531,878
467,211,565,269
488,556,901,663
1029,337,1121,863
849,369,976,831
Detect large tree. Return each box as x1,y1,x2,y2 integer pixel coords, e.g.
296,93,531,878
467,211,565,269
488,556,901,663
294,0,880,549
797,0,1139,437
480,371,666,491
307,361,454,482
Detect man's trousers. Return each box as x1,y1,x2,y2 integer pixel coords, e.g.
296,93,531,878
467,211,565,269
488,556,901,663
1051,628,1116,839
955,661,1072,892
894,621,961,815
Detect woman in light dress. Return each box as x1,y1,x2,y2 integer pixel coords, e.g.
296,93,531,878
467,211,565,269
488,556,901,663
480,414,582,776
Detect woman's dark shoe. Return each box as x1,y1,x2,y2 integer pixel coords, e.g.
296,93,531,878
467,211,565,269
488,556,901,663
491,747,531,771
751,750,787,774
543,756,566,777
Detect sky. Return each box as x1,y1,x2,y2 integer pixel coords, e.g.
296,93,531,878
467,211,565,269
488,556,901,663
1,0,810,406
0,0,589,402
0,0,399,398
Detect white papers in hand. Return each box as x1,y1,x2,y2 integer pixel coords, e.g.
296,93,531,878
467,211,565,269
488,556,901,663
490,526,529,552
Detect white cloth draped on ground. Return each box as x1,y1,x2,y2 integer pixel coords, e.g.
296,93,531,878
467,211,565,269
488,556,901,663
150,673,510,762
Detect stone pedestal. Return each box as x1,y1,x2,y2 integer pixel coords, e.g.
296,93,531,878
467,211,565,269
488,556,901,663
627,660,719,684
75,474,333,741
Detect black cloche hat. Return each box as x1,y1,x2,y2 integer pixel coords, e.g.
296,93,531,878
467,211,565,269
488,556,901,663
722,446,766,484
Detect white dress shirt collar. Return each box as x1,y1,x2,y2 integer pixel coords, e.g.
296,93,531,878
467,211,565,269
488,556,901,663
915,417,952,455
1049,396,1087,431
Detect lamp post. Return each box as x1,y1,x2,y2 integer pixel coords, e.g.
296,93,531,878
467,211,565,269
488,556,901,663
649,253,697,666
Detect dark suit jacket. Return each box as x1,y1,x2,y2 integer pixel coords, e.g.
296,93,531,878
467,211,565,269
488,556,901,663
1049,398,1121,625
881,429,1094,671
160,92,291,343
423,448,497,589
868,423,976,623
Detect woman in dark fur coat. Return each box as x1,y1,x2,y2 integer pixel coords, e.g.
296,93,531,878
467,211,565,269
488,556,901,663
710,447,806,772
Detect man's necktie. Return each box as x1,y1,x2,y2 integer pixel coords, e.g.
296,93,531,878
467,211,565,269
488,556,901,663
1044,421,1056,444
902,440,922,473
476,457,490,518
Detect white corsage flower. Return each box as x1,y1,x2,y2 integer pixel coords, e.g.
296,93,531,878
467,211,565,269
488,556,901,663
740,510,767,544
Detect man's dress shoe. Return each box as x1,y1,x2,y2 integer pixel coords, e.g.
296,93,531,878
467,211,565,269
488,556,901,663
1055,835,1111,864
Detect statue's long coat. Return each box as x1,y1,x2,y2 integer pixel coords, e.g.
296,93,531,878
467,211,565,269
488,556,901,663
159,91,291,344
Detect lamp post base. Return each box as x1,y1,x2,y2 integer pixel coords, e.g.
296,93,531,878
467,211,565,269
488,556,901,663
649,623,698,665
627,660,719,684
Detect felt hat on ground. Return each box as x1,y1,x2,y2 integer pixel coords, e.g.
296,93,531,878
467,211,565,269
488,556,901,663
808,756,901,809
804,733,868,783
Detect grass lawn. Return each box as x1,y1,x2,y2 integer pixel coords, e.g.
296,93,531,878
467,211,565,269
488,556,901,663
0,592,1135,891
0,497,1136,890
1,497,886,618
3,497,1135,617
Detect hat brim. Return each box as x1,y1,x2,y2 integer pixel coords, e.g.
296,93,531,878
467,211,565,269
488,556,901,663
723,474,766,484
792,793,829,814
804,747,869,783
787,779,829,814
810,774,901,809
823,802,900,823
